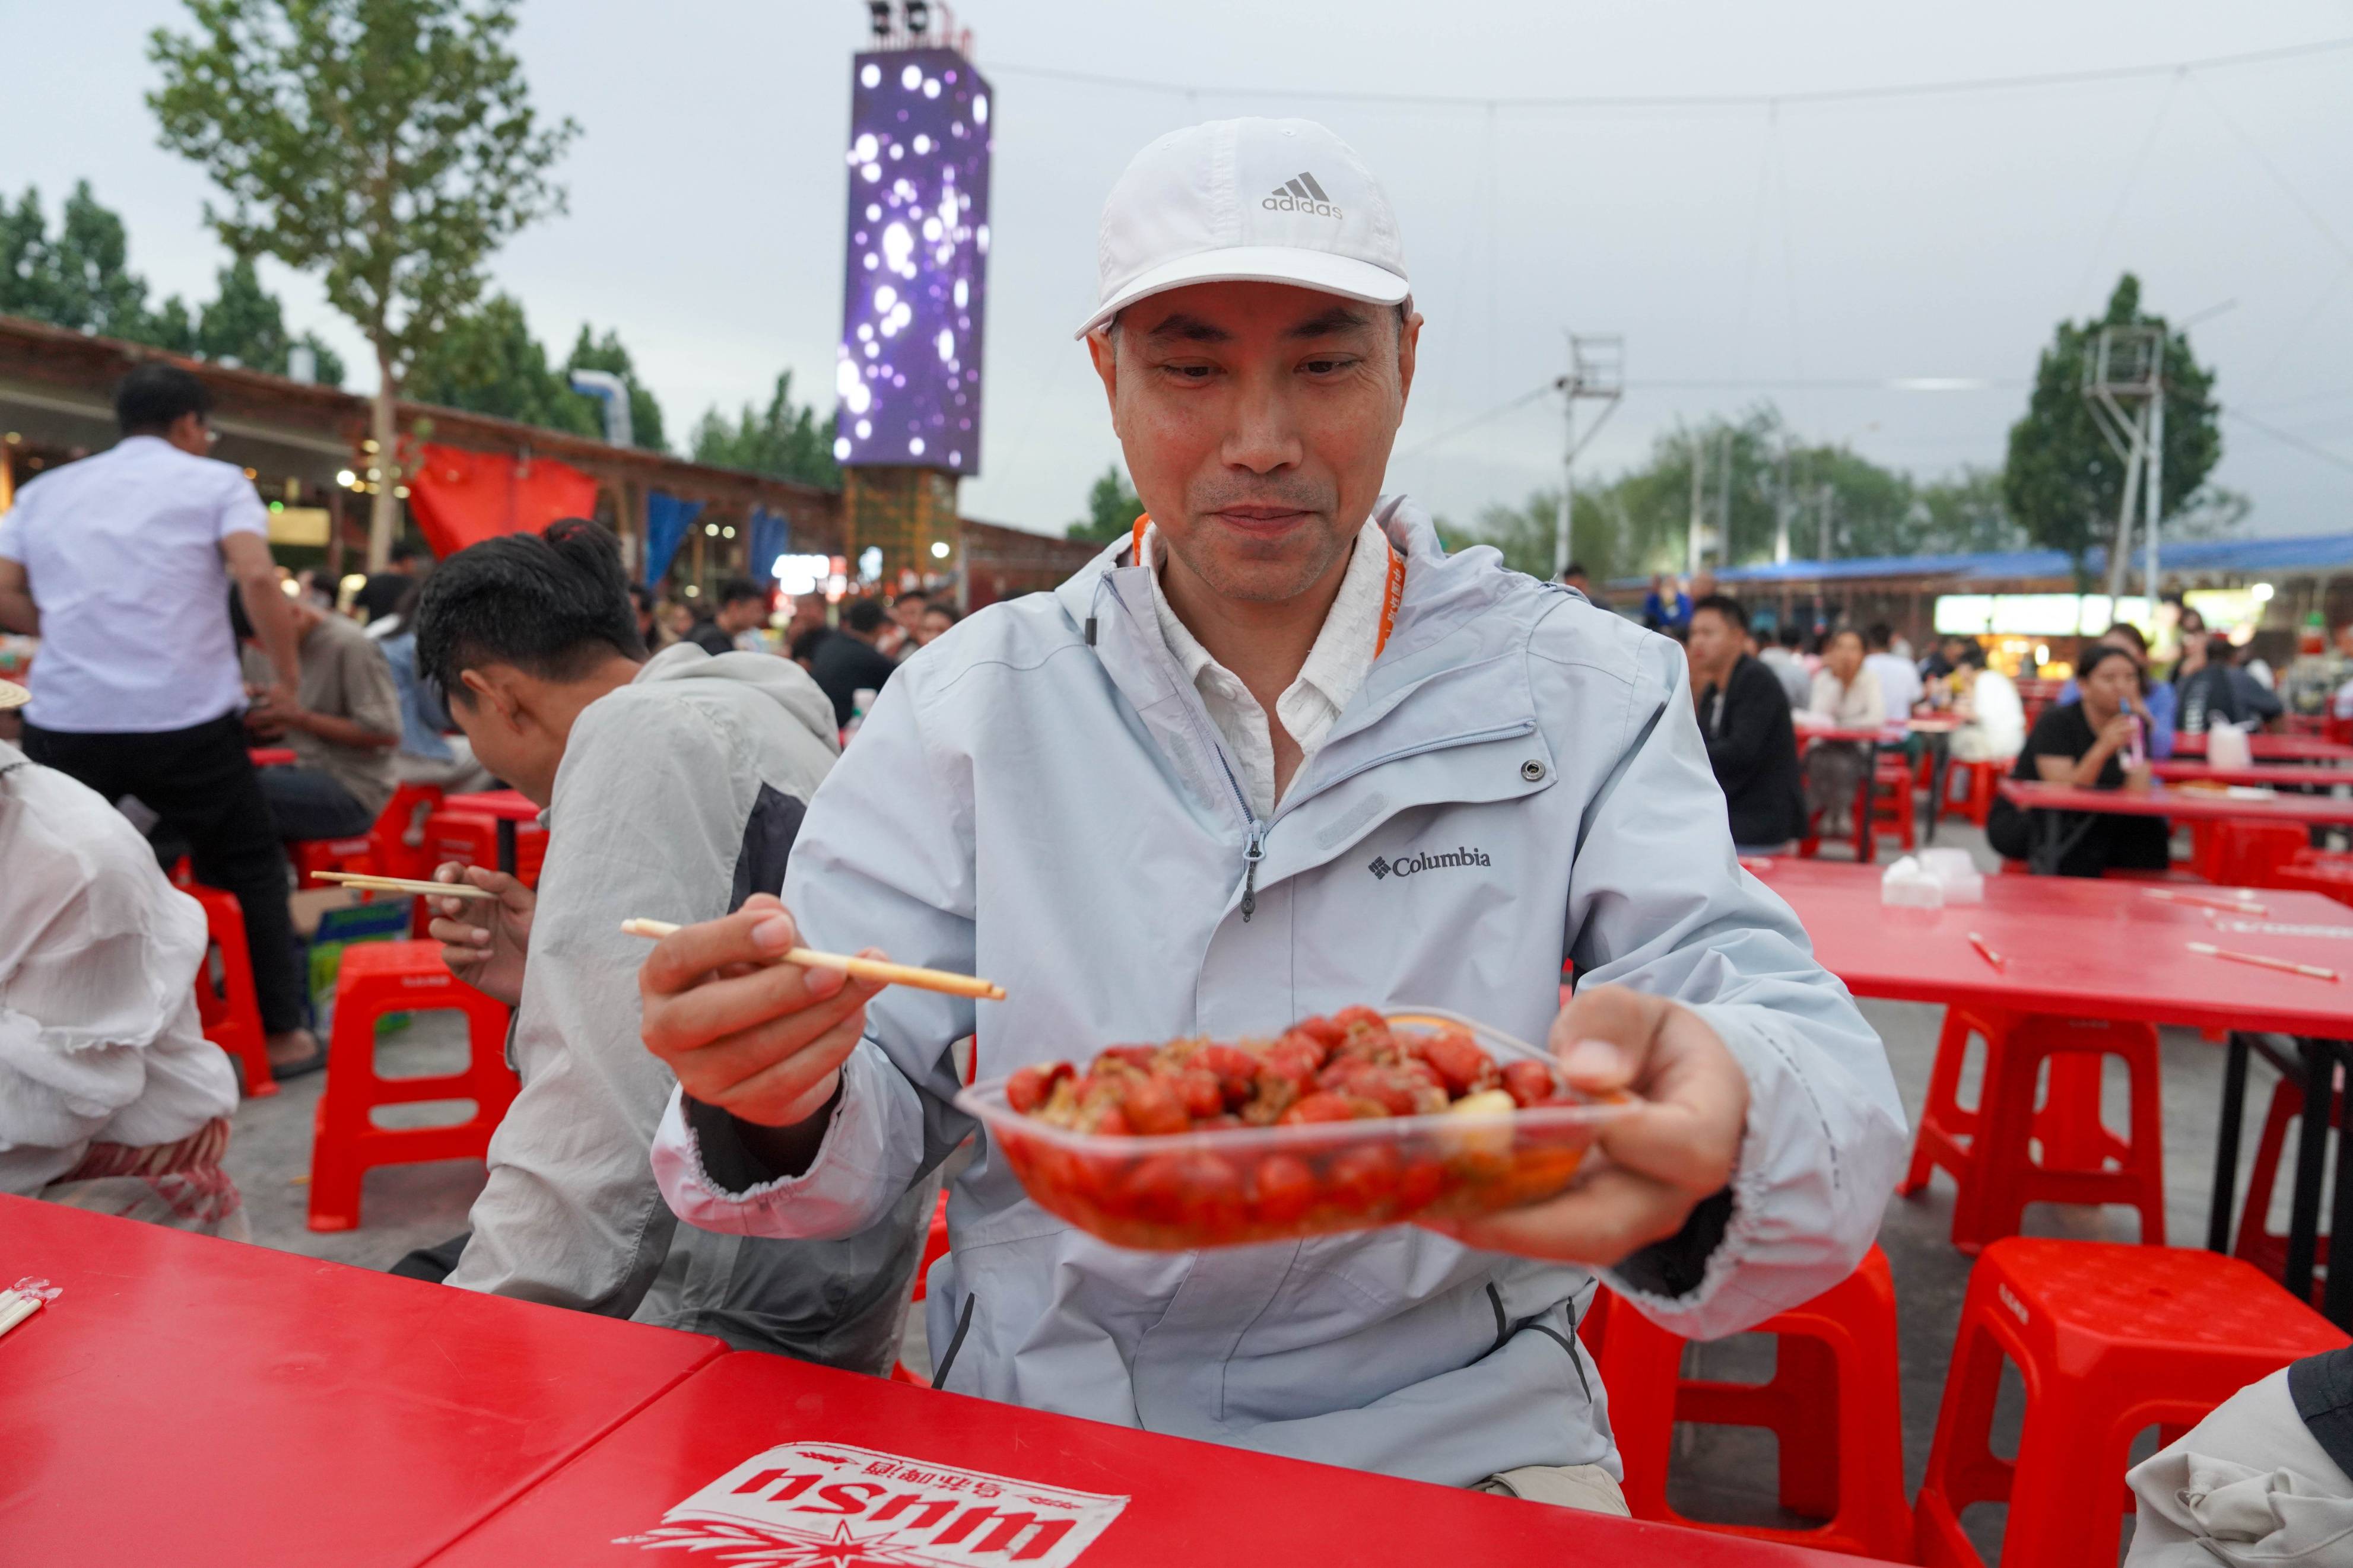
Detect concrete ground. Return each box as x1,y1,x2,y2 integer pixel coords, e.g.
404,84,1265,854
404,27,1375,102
220,814,2306,1563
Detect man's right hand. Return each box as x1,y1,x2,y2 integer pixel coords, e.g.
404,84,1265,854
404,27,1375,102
639,893,886,1129
429,863,534,1006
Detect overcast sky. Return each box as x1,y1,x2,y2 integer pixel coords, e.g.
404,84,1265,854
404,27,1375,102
10,1,2353,543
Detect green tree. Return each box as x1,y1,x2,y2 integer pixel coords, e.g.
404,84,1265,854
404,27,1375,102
192,255,347,383
407,292,596,434
0,182,161,341
563,325,666,451
689,371,840,488
1065,464,1143,544
2003,272,2224,585
150,0,579,567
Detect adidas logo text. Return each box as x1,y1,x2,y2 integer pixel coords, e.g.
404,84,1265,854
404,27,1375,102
1264,170,1342,219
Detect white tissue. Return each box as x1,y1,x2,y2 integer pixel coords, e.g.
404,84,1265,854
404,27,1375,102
1881,856,1946,908
1918,847,1984,904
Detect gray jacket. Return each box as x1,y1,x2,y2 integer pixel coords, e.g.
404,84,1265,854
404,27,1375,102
653,500,1906,1482
447,643,931,1372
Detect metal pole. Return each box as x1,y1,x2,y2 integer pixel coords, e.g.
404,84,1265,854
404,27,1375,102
1716,429,1732,565
2145,357,2165,604
1555,372,1575,580
1818,482,1833,562
1773,444,1790,565
2106,410,2144,603
1687,437,1704,576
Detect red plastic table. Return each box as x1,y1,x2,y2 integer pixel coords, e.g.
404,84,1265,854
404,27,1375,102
426,1350,1861,1568
1998,778,2353,885
1754,857,2353,1322
0,1196,725,1566
439,786,541,874
2170,732,2353,762
2155,760,2353,789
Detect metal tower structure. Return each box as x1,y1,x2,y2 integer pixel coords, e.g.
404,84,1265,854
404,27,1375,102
1552,333,1622,579
2083,323,2166,602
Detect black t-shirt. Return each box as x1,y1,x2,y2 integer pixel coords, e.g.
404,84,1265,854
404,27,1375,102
686,621,736,658
811,633,901,727
351,570,412,626
2010,701,2126,786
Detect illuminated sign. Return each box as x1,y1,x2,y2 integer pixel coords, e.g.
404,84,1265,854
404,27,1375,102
1934,593,2152,637
770,554,834,597
836,49,993,474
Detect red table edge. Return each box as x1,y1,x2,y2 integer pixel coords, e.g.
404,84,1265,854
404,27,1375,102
1996,777,2353,823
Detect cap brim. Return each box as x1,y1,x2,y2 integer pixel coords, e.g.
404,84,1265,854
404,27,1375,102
0,679,26,710
1075,247,1410,339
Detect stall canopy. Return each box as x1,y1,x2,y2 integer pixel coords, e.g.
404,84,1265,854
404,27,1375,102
643,491,704,586
405,443,600,561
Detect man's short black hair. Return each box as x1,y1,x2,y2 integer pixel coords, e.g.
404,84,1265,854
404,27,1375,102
1559,561,1589,581
717,576,763,609
2103,620,2149,656
1779,622,1805,649
923,602,960,626
389,539,422,565
1691,593,1748,634
115,362,210,436
1863,621,1894,651
843,598,888,635
415,518,647,701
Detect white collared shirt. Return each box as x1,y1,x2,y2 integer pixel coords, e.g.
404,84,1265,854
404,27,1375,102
0,435,268,733
1142,517,1391,819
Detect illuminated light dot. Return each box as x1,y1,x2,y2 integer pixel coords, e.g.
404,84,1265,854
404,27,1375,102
951,123,964,138
890,303,912,329
977,224,990,252
865,341,881,357
862,164,880,182
836,360,861,399
874,284,897,311
882,222,913,272
922,217,942,243
974,96,988,125
889,144,903,160
936,329,954,361
950,450,962,466
865,203,880,220
856,323,874,342
855,419,872,438
901,64,921,89
860,63,880,87
862,253,878,270
935,246,952,266
853,133,878,163
909,437,926,455
923,78,941,98
847,380,872,413
913,135,931,154
833,437,852,460
952,279,968,308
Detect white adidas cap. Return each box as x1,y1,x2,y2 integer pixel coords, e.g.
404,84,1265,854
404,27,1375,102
1075,117,1409,339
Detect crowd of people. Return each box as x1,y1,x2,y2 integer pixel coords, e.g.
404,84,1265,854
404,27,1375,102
2,116,2343,1545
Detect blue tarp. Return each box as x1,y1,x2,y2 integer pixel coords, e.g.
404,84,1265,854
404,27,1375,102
746,507,790,585
643,491,704,586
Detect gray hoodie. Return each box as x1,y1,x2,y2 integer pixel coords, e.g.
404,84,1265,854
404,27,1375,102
446,643,931,1372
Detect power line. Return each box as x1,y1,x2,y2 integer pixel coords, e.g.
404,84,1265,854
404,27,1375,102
986,36,2353,113
2224,408,2353,476
1396,382,1554,460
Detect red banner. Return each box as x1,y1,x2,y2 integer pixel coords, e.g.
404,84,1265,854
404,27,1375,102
405,443,601,559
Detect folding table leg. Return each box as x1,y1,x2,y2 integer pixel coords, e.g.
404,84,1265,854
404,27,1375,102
2326,1041,2353,1331
2208,1033,2252,1254
2285,1038,2334,1302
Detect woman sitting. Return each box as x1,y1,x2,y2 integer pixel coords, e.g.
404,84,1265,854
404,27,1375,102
1947,642,2026,764
1986,644,2168,877
1801,628,1885,839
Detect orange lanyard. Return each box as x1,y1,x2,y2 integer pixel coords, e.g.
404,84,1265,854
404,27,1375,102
1130,513,1405,657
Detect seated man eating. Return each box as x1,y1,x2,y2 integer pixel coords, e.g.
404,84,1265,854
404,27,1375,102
638,119,1904,1513
412,520,931,1366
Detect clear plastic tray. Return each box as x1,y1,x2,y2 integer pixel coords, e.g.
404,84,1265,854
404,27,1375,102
954,1007,1634,1251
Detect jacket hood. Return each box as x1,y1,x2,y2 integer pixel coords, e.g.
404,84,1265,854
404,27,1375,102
635,642,842,756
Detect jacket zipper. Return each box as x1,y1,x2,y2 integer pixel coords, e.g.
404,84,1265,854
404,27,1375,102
1212,745,1269,922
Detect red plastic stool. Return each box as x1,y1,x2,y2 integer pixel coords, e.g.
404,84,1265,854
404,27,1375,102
1592,1248,1911,1558
366,781,445,884
422,809,548,887
186,883,275,1098
1913,1238,2348,1568
306,941,516,1232
2190,820,2309,888
1897,1005,2167,1252
1942,758,2005,828
891,1190,954,1386
1869,756,1916,854
2276,848,2353,909
287,832,376,889
2232,1068,2341,1296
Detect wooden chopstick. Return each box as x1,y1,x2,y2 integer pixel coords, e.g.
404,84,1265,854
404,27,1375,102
1967,932,2006,971
310,872,501,901
0,1290,43,1340
620,918,1006,1000
2187,941,2338,982
2146,888,2269,916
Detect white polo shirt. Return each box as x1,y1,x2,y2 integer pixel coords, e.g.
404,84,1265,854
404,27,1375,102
0,435,268,733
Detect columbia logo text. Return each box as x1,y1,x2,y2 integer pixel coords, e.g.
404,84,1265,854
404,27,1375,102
1367,846,1490,880
1264,171,1342,218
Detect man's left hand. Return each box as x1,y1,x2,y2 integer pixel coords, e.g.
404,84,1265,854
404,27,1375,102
1422,985,1749,1265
